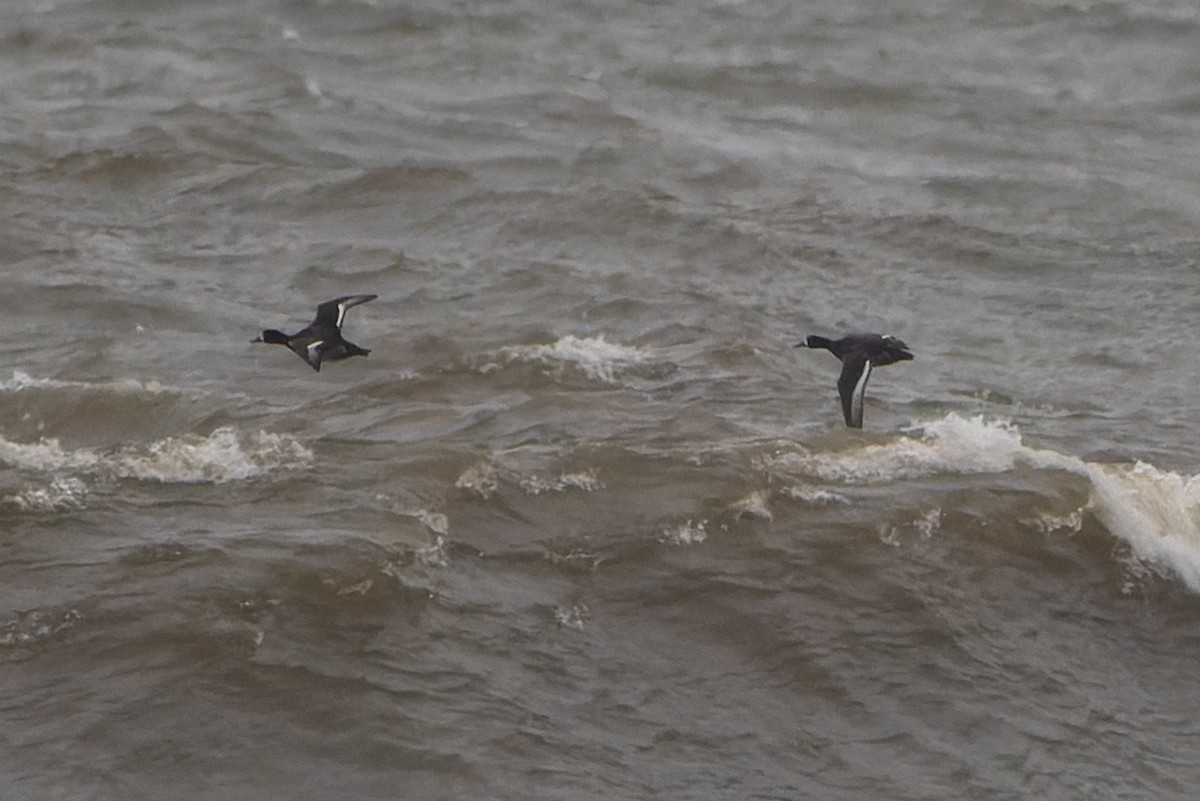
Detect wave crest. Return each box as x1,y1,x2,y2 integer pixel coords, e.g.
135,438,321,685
0,427,312,485
771,413,1200,593
495,334,649,384
782,414,1026,483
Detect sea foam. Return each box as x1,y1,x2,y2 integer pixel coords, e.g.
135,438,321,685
1,370,169,395
0,427,312,486
782,413,1200,593
2,476,89,512
1072,459,1200,592
496,334,648,384
115,428,314,483
778,414,1026,483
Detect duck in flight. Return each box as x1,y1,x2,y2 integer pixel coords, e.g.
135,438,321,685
253,295,377,372
798,333,913,428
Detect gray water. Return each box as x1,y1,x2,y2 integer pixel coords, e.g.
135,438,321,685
4,1,1200,799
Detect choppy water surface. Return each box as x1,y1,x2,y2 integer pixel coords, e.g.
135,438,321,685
5,1,1200,798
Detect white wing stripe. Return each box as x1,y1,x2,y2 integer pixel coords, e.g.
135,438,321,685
851,361,871,426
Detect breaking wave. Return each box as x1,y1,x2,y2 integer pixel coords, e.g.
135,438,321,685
492,334,650,385
455,458,604,499
769,413,1200,592
1,370,171,396
771,414,1027,484
2,476,89,512
0,427,313,486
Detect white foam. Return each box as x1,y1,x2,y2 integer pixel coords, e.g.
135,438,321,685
914,506,942,538
497,334,648,384
413,536,450,568
554,603,590,631
660,519,708,546
0,437,101,473
454,459,605,499
878,507,941,548
455,461,500,499
776,414,1025,484
1,370,169,395
334,577,374,596
723,489,773,522
415,511,450,537
0,608,82,647
3,476,88,512
545,549,601,570
0,427,312,485
775,413,1200,593
780,484,849,505
1073,460,1200,593
520,470,604,495
116,428,313,483
1023,508,1084,535
1017,441,1200,591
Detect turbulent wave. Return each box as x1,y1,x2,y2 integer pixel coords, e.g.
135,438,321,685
0,373,312,491
659,519,708,546
455,458,604,499
2,476,89,512
519,470,603,495
769,414,1027,483
117,428,314,483
1075,460,1200,592
770,413,1200,592
492,334,650,385
0,607,82,647
1,370,171,395
0,426,313,493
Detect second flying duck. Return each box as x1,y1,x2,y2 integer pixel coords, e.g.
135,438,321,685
253,294,378,372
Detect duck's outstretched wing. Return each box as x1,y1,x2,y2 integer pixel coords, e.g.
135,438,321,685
836,356,872,429
313,294,378,330
279,337,324,371
302,340,325,372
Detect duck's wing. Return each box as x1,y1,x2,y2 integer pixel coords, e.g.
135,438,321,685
836,356,872,429
283,337,324,371
314,294,378,331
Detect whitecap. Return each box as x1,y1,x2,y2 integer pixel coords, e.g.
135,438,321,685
2,476,88,512
0,427,312,485
723,489,773,522
114,428,313,483
413,536,450,568
774,412,1200,592
497,334,648,385
554,603,590,631
1023,508,1084,535
1,370,169,395
0,607,82,647
0,436,101,473
779,414,1025,484
1070,460,1200,593
455,461,500,499
545,548,601,571
780,484,849,505
659,519,708,546
520,470,604,495
914,506,942,538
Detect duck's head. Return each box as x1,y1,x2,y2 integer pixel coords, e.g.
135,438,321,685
253,329,290,345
